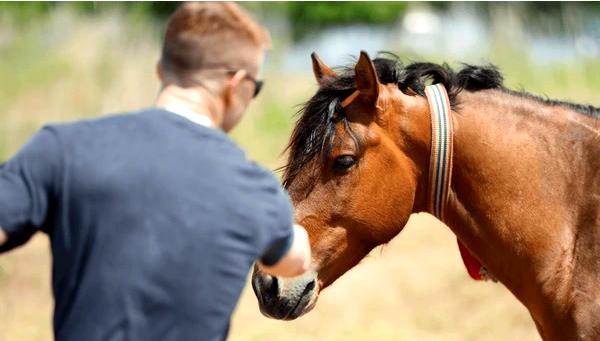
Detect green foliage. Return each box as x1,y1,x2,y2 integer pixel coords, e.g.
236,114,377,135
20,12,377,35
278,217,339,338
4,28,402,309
285,2,407,26
0,2,404,41
0,2,408,41
2,2,599,42
0,18,69,106
0,2,179,24
243,2,408,41
288,2,407,40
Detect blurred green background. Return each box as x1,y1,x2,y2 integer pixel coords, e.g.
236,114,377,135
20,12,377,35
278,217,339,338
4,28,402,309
0,2,598,340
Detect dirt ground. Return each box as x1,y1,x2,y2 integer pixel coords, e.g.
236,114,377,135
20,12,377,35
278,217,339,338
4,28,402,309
0,214,539,341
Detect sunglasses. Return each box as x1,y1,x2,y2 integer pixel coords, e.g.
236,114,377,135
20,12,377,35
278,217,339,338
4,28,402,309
226,70,264,98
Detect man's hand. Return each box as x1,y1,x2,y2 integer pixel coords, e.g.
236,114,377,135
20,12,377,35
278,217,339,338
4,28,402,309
0,228,6,246
258,224,311,278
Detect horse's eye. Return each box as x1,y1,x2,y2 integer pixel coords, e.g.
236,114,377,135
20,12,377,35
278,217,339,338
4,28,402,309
332,155,357,172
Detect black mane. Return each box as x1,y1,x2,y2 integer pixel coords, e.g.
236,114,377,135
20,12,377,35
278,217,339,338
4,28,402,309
282,53,599,188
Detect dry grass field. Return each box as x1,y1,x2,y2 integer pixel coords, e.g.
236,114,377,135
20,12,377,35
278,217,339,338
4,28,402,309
0,7,597,341
0,215,541,341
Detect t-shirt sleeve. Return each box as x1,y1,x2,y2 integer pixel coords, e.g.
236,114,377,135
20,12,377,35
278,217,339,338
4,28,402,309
259,225,294,266
0,127,61,253
249,164,295,267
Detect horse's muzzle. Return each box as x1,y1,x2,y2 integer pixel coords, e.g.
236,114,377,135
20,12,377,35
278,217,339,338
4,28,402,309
251,268,318,320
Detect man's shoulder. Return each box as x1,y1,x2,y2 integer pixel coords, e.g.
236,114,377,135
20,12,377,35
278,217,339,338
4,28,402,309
236,160,280,186
234,161,291,213
43,108,209,147
47,108,158,133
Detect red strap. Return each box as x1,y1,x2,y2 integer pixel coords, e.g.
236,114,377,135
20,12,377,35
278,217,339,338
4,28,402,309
457,240,483,280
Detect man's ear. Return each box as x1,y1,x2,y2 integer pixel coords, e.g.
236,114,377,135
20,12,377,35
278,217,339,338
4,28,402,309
225,70,246,105
354,51,379,105
311,52,337,86
156,62,165,83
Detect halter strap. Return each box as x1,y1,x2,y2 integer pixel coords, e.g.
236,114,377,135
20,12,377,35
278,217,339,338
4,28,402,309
424,84,454,221
424,84,493,282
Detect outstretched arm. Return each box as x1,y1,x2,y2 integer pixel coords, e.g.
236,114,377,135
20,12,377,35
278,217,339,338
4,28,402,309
0,127,60,253
257,224,311,278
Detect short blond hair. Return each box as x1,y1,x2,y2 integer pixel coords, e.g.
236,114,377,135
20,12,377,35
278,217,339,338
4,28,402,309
160,2,270,83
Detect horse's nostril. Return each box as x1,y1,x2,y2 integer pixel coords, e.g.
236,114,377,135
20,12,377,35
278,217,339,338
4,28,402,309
252,272,279,298
259,273,273,289
305,279,315,292
266,275,279,297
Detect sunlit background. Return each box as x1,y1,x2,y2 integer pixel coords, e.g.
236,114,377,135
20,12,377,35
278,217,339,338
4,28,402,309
0,2,598,340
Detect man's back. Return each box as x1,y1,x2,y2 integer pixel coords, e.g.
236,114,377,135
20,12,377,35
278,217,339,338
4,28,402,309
0,109,292,340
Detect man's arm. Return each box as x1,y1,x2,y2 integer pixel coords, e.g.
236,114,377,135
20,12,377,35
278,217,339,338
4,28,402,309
0,127,60,253
257,224,311,278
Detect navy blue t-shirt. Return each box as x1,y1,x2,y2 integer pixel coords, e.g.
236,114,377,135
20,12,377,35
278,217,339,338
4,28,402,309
0,109,294,341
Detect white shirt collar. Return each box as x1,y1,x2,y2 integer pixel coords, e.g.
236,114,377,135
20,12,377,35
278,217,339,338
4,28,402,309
162,104,216,128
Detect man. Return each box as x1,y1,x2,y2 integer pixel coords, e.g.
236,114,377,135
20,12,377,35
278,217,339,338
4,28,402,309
0,2,310,340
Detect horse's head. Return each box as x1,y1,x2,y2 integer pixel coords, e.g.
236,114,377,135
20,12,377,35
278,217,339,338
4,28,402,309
253,51,437,320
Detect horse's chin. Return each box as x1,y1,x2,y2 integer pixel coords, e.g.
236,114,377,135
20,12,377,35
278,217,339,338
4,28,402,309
252,269,319,320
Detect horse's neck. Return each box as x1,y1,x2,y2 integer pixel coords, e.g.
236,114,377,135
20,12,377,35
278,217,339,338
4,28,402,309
442,89,598,306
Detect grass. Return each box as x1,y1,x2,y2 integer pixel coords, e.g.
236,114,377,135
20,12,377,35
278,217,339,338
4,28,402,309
0,7,598,341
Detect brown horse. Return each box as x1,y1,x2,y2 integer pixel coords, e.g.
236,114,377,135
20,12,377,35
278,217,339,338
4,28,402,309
252,51,600,340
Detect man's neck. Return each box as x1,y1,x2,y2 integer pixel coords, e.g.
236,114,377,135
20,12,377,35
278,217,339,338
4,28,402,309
155,84,224,128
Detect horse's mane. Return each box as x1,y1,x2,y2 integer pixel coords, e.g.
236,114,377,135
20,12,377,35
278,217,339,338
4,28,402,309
282,52,599,188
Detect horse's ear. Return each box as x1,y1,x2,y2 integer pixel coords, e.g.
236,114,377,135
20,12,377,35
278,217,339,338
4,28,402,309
311,52,336,85
354,51,379,105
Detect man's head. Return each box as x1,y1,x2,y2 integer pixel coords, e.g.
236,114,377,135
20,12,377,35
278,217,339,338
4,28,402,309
158,2,270,131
